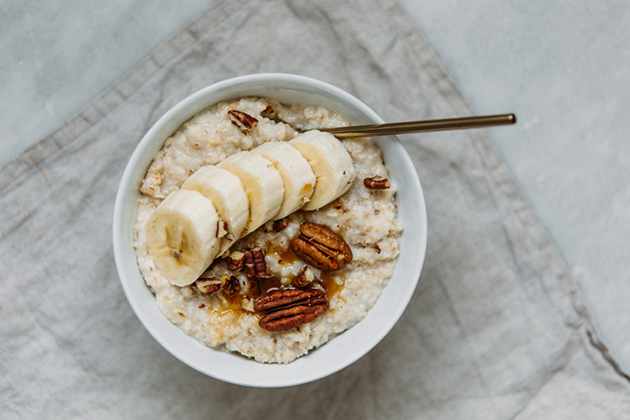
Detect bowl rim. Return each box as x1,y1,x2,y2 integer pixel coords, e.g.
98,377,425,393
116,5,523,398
113,73,427,387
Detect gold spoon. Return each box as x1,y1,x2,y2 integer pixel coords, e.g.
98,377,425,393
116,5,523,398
320,113,516,138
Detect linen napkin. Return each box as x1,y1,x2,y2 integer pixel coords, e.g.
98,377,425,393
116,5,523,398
2,0,629,418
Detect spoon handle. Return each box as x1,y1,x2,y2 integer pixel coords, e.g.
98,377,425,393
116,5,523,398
321,114,516,138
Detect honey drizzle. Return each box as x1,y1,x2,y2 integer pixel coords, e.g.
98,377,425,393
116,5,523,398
206,282,246,317
268,245,344,298
320,272,344,300
258,276,283,295
271,246,299,265
208,298,245,317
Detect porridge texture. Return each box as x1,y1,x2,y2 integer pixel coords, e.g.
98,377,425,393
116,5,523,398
133,97,403,363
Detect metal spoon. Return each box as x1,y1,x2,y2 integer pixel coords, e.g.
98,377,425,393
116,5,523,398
320,114,516,138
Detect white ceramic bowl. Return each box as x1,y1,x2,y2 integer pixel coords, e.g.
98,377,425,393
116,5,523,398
113,73,427,387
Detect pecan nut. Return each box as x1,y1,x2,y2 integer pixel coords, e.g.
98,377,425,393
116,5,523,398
221,274,240,297
229,251,245,271
228,110,258,133
193,277,221,297
272,218,288,232
259,304,327,332
254,289,328,331
216,220,233,241
262,105,274,115
249,278,261,297
290,222,353,271
363,176,391,189
244,247,267,277
293,266,316,288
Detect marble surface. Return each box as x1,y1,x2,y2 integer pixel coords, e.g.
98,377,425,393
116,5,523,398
397,0,630,371
1,0,628,377
0,0,215,163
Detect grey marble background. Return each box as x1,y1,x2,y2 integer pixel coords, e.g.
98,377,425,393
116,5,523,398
1,0,628,377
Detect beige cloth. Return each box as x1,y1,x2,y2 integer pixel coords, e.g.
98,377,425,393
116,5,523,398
2,0,629,418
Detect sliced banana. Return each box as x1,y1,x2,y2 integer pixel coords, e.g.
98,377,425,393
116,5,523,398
181,165,249,255
145,189,221,287
289,130,356,210
251,141,316,218
218,151,284,232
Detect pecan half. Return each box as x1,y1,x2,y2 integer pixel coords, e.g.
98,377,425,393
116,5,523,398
254,289,328,331
293,266,316,288
290,222,353,271
244,247,267,277
272,218,288,232
229,251,245,271
193,277,222,297
364,176,391,189
228,110,258,133
221,275,240,297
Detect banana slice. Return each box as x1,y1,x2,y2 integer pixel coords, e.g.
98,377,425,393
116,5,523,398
218,151,284,232
289,130,356,210
181,165,249,254
145,189,220,287
251,141,316,218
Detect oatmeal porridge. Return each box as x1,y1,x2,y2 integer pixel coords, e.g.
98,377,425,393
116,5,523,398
133,97,402,363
